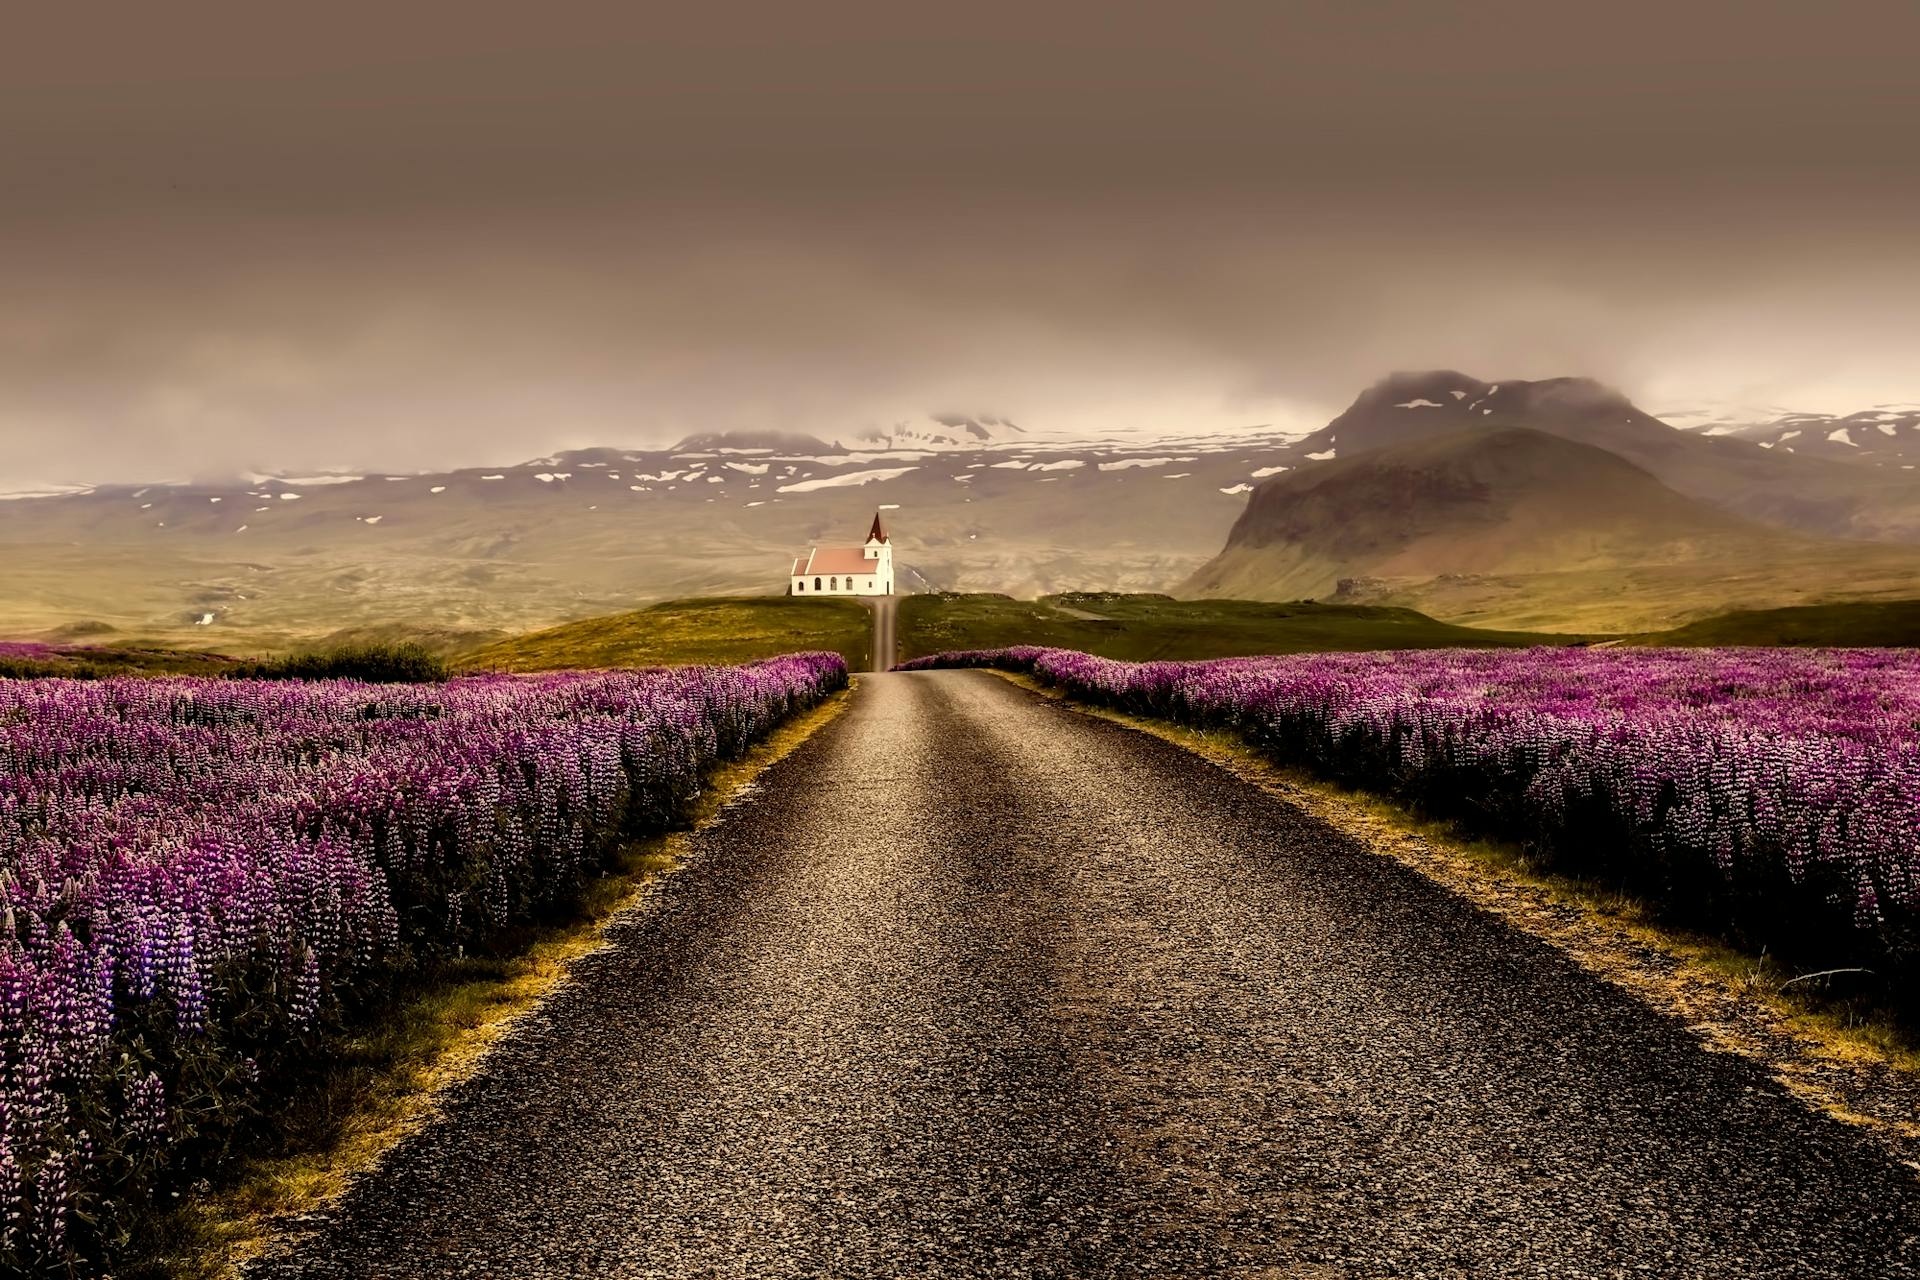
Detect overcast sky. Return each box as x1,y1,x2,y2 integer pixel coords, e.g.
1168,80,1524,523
5,0,1920,483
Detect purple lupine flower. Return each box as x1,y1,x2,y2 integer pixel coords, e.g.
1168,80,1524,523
0,652,846,1271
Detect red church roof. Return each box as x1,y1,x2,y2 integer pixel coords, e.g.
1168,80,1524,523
793,546,877,576
791,512,890,579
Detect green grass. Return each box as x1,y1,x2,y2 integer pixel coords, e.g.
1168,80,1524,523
307,622,510,658
1634,598,1920,647
456,596,871,672
0,644,236,680
897,592,1587,662
224,642,451,683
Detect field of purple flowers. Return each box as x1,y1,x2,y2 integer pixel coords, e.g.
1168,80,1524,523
0,654,845,1273
903,646,1920,994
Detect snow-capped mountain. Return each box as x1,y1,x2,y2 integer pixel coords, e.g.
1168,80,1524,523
1663,402,1920,467
853,414,1027,450
0,429,1306,642
1722,409,1920,467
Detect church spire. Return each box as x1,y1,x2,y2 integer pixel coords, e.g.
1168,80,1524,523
866,510,888,544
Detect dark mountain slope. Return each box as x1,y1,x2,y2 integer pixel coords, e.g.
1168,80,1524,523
1276,372,1920,542
1185,426,1920,629
1188,427,1767,599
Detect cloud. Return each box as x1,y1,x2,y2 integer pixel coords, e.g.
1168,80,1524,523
2,1,1919,482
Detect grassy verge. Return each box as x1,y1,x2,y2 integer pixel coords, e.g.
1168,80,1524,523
457,597,870,672
0,644,235,679
987,669,1920,1147
147,686,854,1278
1631,598,1920,647
222,641,449,682
897,592,1591,663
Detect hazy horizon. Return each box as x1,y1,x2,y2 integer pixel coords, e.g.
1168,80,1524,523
7,0,1920,485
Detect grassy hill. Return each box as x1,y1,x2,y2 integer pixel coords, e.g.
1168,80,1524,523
1635,599,1920,647
451,591,1577,675
0,643,235,679
1314,548,1920,634
20,594,1918,682
456,597,871,672
897,592,1580,662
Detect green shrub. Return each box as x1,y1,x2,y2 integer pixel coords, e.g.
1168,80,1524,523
226,642,450,684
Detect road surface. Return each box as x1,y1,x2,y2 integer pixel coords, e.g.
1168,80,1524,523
258,671,1920,1279
865,595,897,672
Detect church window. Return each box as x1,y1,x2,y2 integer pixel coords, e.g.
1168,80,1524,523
815,577,822,591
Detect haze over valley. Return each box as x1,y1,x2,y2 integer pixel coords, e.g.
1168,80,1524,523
8,374,1920,644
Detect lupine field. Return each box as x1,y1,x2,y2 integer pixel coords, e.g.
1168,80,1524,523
903,646,1920,995
0,654,845,1273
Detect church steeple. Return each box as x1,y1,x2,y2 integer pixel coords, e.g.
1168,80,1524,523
866,510,888,544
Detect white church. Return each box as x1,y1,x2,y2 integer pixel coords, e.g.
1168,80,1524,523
789,511,895,596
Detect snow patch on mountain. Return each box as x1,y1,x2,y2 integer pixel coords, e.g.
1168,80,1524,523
776,466,920,493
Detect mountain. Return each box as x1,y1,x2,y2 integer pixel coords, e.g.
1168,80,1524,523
1289,371,1672,457
852,414,1027,450
1263,371,1920,543
670,430,839,453
1661,400,1920,467
1186,424,1920,630
1187,427,1767,598
0,433,1302,647
1715,408,1920,466
11,372,1920,645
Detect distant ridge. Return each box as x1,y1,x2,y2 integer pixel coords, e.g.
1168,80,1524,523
670,430,840,453
855,414,1025,449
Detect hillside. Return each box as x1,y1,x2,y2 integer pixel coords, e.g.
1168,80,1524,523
1634,599,1920,648
1184,426,1920,630
897,592,1575,662
457,597,873,672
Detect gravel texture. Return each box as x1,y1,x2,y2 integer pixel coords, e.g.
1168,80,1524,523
865,595,897,672
255,670,1920,1279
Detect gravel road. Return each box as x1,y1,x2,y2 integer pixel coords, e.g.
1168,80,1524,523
257,671,1920,1279
864,595,897,672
